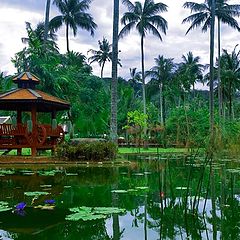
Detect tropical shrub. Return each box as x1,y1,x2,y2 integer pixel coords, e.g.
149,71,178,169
56,141,117,161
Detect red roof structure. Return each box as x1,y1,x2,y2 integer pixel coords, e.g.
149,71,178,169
0,72,70,156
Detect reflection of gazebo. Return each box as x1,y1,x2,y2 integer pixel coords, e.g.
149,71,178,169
0,72,70,156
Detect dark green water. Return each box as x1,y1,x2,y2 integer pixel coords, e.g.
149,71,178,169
0,154,240,240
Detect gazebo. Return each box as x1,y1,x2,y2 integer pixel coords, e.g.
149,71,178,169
0,72,70,156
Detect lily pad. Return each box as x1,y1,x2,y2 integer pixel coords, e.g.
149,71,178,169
66,212,105,221
111,190,128,193
176,187,189,190
34,205,55,210
40,185,52,188
0,170,15,175
135,187,149,190
66,206,126,222
66,173,78,176
0,201,12,212
24,191,49,197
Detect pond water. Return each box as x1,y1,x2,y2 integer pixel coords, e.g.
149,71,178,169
0,154,240,240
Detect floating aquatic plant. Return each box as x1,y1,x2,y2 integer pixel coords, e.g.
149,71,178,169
24,191,49,197
40,185,52,188
34,205,55,210
0,201,12,212
66,173,78,176
111,186,149,194
65,206,126,222
0,170,15,175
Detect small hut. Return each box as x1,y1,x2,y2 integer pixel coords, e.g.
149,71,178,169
0,72,70,156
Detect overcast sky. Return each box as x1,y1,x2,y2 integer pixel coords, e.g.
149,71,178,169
0,0,239,87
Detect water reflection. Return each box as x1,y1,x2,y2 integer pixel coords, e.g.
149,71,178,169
0,155,239,239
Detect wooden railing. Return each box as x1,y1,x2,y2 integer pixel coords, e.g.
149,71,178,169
0,123,64,149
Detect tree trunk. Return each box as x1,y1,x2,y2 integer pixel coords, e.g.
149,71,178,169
44,0,51,44
141,35,147,135
100,60,106,79
159,82,163,125
209,0,216,138
217,18,222,119
110,0,119,143
66,23,70,53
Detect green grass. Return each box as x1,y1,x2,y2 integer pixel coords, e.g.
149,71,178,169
118,147,189,154
0,148,52,156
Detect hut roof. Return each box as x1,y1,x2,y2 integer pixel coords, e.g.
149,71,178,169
0,88,70,112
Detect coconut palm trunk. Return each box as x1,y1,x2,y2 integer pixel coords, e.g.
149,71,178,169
159,82,163,125
110,0,119,142
66,23,70,52
217,18,222,119
209,0,216,136
100,60,106,79
44,0,51,44
141,35,147,134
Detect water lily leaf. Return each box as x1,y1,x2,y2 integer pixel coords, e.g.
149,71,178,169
66,212,105,221
66,206,126,222
111,190,128,193
0,170,15,175
34,205,55,210
66,173,78,176
24,191,49,196
132,173,144,176
127,189,138,193
0,201,11,212
135,187,149,190
176,187,189,190
40,185,52,188
94,207,126,215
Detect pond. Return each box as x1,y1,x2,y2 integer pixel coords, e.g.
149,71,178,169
0,154,240,240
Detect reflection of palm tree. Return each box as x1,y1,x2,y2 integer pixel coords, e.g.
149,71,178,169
51,0,97,52
120,0,168,135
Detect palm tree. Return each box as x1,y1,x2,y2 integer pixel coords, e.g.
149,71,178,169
183,0,240,120
110,0,120,143
44,0,51,44
51,0,97,52
220,46,240,119
120,0,168,135
216,0,240,117
88,37,112,79
182,0,216,134
147,55,175,125
178,52,204,92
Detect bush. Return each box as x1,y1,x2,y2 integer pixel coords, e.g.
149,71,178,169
56,141,117,161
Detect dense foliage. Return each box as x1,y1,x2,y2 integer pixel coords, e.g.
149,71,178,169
0,0,240,151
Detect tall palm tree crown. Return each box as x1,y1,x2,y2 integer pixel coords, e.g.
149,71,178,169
120,0,168,132
182,0,240,34
50,0,97,52
88,37,112,79
147,55,175,124
178,52,204,91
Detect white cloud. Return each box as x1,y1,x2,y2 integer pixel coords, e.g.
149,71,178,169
0,0,239,86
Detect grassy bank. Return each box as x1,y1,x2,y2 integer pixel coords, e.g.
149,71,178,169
118,147,190,154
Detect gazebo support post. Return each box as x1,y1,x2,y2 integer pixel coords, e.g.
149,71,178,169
31,105,37,157
51,110,56,155
17,110,22,156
